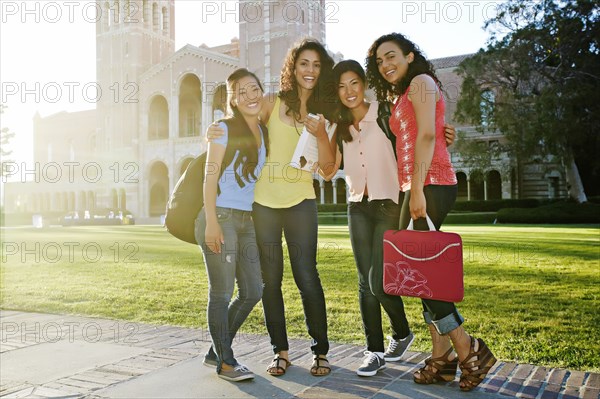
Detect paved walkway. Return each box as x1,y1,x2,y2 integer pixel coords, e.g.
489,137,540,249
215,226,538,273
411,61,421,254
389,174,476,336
1,310,598,399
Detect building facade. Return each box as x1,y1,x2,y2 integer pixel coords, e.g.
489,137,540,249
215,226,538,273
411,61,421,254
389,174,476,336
3,1,567,220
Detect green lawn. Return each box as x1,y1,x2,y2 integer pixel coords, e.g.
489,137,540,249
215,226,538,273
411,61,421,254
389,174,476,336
1,224,598,371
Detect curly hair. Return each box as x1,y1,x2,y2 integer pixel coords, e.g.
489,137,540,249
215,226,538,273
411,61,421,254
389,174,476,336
279,38,336,121
331,59,367,144
365,33,442,102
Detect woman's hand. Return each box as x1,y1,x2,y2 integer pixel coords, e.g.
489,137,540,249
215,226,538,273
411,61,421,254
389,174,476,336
205,122,226,142
409,190,427,221
444,124,456,146
205,221,224,254
304,113,327,138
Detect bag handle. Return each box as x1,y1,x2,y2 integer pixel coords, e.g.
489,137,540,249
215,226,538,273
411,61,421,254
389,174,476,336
407,214,436,231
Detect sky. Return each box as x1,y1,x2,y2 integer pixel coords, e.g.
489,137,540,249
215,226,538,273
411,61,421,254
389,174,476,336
0,0,501,167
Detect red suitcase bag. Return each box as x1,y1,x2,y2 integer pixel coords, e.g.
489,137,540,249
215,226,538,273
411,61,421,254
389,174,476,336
383,215,464,303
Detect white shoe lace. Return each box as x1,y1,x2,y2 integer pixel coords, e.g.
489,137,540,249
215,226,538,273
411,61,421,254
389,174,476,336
234,364,251,373
361,351,381,367
386,335,399,353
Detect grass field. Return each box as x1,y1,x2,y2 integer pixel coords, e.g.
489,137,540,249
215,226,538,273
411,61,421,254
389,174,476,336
1,224,598,371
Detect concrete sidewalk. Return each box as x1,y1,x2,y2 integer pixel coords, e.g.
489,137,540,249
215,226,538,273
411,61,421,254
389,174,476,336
1,310,598,399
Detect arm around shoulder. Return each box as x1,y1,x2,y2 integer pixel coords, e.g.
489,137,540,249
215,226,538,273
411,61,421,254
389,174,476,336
260,92,277,123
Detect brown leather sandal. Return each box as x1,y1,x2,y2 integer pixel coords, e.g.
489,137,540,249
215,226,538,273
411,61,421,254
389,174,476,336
413,346,459,384
459,337,497,391
310,355,331,376
267,354,291,376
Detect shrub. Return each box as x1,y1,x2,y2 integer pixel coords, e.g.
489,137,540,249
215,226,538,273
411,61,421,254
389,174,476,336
497,201,600,224
317,204,347,213
444,212,497,225
452,199,539,212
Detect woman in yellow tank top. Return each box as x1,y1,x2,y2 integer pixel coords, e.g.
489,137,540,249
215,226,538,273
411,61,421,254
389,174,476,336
206,38,336,377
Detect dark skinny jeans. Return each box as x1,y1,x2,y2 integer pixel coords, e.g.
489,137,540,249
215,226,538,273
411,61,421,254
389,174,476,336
252,199,329,355
348,196,412,353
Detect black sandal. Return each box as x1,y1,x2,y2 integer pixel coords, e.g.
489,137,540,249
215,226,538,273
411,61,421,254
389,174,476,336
267,354,290,376
310,355,331,376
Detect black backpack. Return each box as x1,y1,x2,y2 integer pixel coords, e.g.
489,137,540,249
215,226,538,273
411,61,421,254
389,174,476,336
164,152,210,244
336,101,396,170
164,121,234,244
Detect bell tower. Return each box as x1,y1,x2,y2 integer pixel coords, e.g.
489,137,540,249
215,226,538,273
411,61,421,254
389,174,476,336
95,0,175,156
239,0,327,89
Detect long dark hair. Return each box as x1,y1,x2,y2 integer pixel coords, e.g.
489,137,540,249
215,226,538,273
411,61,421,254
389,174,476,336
366,33,442,102
332,60,366,144
220,68,269,186
279,38,336,121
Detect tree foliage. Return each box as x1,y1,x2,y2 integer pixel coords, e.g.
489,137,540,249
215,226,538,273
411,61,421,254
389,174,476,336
455,0,600,199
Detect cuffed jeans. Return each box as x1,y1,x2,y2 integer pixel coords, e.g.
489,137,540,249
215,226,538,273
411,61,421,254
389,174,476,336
398,185,464,335
348,197,412,352
252,199,329,356
195,207,263,371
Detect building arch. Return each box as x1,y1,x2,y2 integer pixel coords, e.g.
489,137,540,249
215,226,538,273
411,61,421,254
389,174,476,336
178,73,202,137
470,170,485,201
148,95,169,140
486,170,502,200
148,161,169,216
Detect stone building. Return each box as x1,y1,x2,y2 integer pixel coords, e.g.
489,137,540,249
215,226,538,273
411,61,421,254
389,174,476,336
4,0,330,219
3,0,567,220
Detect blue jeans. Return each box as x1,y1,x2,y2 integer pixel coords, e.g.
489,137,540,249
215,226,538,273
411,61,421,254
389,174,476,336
195,207,263,371
252,199,329,355
348,197,411,352
399,185,464,335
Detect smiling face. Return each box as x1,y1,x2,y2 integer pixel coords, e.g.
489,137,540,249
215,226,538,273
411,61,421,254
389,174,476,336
337,71,365,110
230,75,263,118
294,49,321,91
376,41,414,85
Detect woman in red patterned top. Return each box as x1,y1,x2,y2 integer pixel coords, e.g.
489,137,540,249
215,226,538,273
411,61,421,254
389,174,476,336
366,33,496,392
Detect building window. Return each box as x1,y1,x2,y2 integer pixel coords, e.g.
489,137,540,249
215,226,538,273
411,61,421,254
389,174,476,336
162,7,168,33
142,0,149,23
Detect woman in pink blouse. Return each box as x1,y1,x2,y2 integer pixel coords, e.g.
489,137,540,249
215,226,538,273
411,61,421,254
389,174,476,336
366,33,496,391
324,60,455,378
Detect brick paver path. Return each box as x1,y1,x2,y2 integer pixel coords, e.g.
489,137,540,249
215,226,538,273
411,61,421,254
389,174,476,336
1,310,598,399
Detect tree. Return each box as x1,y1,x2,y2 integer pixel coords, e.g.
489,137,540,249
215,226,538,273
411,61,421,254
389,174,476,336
0,104,16,177
455,0,600,202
